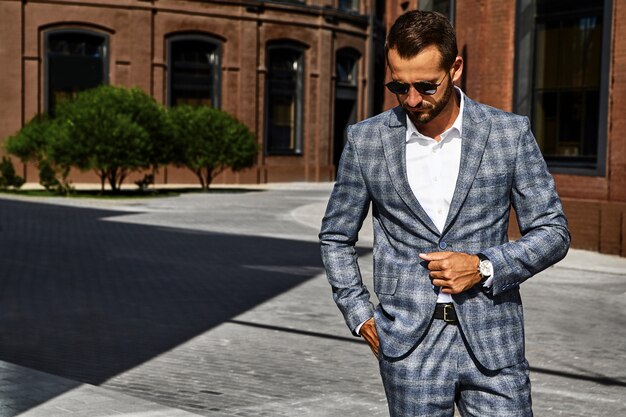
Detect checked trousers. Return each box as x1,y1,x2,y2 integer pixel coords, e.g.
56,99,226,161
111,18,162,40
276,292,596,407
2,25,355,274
378,320,533,417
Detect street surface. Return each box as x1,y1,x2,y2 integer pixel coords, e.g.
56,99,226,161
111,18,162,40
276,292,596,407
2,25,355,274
0,183,624,416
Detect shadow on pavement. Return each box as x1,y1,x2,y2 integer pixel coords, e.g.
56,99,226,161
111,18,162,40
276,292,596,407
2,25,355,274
0,199,342,414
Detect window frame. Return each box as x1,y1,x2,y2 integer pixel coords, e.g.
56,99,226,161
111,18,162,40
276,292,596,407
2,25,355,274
420,0,456,24
166,33,222,109
264,41,306,156
43,28,109,114
514,0,612,176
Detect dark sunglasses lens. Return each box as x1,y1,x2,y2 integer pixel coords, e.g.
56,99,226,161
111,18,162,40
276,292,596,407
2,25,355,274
386,81,409,94
414,82,438,95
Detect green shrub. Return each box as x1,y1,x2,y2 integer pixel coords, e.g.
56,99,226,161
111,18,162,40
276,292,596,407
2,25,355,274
169,105,258,190
0,157,25,190
5,114,75,193
5,86,257,194
5,115,50,164
55,85,170,192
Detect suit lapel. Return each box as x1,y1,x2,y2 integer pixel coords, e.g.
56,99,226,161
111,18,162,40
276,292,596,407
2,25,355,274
442,97,492,234
381,107,440,236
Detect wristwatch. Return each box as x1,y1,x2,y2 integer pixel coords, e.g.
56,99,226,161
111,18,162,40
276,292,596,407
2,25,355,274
476,253,493,283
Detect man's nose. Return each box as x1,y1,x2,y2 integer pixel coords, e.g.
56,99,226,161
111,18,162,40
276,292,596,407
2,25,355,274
404,87,424,107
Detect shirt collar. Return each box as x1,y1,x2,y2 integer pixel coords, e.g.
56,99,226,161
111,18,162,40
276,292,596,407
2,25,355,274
405,87,465,143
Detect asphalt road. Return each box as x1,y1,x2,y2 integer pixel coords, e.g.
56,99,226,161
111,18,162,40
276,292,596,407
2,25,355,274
0,183,624,416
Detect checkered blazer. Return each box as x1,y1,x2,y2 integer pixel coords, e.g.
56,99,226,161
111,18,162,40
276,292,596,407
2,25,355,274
319,96,570,371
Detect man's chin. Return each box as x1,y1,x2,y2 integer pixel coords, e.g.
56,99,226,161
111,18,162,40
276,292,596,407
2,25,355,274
407,110,434,125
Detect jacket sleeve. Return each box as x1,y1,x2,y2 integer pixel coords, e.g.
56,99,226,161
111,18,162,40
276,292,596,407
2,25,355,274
319,126,374,335
482,117,571,295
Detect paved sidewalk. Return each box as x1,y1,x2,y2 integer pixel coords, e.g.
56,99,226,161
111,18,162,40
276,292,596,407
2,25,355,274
0,361,199,416
0,182,625,416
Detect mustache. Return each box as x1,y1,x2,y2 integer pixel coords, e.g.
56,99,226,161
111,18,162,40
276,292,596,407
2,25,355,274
405,102,432,111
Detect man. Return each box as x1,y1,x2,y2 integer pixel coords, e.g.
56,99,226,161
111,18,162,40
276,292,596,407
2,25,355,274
319,10,570,417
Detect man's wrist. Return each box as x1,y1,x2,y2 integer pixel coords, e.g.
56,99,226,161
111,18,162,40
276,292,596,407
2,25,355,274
476,253,494,288
355,317,372,335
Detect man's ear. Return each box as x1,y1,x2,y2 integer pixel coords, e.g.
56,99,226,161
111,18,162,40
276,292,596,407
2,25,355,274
451,56,464,83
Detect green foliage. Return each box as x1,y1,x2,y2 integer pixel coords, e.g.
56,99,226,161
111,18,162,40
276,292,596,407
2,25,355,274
38,159,60,191
4,85,257,194
37,158,74,195
0,157,25,190
5,115,51,163
5,115,73,194
169,105,258,190
56,85,170,191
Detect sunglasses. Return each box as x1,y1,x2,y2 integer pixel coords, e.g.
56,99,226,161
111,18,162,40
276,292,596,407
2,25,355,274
385,72,449,96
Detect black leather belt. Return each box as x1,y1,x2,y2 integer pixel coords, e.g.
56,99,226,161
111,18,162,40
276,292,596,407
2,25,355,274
434,303,458,324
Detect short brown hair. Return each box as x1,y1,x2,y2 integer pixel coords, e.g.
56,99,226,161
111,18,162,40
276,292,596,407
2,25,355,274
385,10,458,70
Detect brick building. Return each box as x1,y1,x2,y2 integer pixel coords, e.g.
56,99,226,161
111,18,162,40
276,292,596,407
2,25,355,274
0,0,624,256
0,0,386,184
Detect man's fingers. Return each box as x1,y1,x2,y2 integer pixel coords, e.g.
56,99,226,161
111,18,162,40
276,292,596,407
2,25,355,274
361,318,380,358
419,251,452,261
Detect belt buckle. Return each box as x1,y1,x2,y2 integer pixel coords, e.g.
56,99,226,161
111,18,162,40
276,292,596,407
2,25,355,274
443,304,454,323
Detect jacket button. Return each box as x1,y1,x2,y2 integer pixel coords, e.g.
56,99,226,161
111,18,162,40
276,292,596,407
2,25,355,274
439,241,448,250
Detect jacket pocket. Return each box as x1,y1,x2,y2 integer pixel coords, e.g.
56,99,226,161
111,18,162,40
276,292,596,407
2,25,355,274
472,173,509,188
374,276,399,295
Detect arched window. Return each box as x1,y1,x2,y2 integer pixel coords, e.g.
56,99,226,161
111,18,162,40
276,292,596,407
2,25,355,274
333,48,360,171
167,35,221,108
45,30,108,114
336,48,359,88
265,42,305,155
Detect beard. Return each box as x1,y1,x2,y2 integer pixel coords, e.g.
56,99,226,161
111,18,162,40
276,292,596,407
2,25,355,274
404,77,454,126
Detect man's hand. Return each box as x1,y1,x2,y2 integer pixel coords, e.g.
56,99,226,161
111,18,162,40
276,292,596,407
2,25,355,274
419,251,481,294
360,317,380,359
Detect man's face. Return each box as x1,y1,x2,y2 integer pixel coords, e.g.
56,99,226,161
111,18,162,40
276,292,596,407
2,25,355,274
386,46,456,127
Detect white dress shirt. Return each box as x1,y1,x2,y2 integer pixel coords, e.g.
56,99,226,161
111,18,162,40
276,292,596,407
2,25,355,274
405,90,465,303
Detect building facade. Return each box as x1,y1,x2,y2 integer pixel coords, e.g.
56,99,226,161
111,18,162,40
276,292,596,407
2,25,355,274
0,0,385,184
1,0,625,256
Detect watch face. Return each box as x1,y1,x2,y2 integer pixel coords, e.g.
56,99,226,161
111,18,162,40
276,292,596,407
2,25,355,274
479,260,493,278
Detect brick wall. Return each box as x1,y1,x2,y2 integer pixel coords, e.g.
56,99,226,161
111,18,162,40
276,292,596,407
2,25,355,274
509,200,626,257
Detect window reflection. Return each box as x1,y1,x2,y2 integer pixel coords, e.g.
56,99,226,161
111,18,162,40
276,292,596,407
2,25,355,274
532,0,604,166
334,49,359,172
46,31,107,114
420,0,455,22
168,37,221,108
266,44,304,155
338,0,359,12
336,52,358,86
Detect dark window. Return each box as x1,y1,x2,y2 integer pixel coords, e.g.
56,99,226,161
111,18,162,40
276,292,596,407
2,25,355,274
45,30,108,114
531,0,607,171
265,43,305,155
338,0,359,12
168,35,221,108
420,0,455,23
334,49,360,172
336,50,359,87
